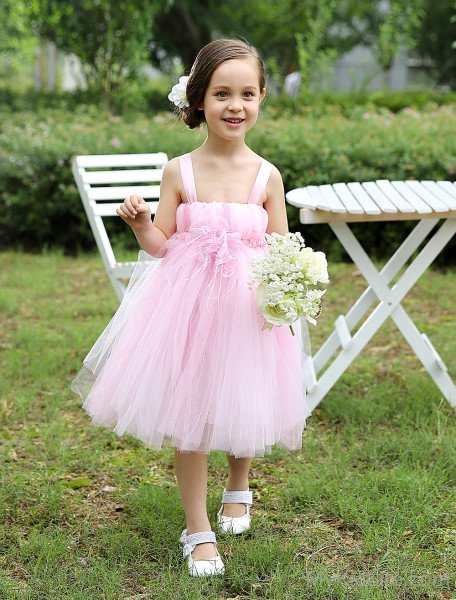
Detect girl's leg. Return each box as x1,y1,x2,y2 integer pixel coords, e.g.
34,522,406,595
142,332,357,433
173,448,217,560
221,454,253,517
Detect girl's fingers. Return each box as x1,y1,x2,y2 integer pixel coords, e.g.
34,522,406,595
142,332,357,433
125,195,144,211
116,208,127,221
116,196,146,220
118,205,131,219
118,204,134,220
124,197,136,216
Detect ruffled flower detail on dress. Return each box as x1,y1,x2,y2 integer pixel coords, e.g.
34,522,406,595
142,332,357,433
190,224,242,278
187,224,243,303
161,216,246,304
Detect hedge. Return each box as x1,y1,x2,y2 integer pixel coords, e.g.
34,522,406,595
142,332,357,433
1,103,455,267
1,84,455,117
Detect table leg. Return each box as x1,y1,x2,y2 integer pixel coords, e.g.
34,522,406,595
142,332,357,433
304,218,456,411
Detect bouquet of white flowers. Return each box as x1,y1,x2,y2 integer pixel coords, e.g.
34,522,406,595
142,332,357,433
247,232,329,335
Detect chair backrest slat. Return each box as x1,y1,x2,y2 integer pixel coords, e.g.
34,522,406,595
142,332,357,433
76,152,168,168
83,168,164,185
88,185,161,201
93,201,159,217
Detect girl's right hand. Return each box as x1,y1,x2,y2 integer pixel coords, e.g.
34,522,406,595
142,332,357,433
116,195,152,229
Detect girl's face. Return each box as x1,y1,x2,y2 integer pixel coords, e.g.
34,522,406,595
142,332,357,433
199,57,266,141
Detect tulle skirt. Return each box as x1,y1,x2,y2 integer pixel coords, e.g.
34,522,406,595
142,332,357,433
71,234,313,458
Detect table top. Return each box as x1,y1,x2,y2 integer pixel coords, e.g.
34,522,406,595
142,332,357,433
286,180,456,223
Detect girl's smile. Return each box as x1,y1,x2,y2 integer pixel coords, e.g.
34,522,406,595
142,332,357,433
223,118,244,128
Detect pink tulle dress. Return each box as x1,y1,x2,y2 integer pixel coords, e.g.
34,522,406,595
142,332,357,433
71,152,313,458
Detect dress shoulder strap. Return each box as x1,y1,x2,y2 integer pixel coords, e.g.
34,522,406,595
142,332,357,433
248,159,274,204
178,153,197,203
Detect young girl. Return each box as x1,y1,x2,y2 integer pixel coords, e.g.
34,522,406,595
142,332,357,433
72,38,313,577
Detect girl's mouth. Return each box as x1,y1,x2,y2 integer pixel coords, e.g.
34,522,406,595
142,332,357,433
223,118,244,128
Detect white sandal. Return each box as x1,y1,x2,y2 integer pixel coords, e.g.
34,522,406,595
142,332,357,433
180,529,225,577
217,488,253,534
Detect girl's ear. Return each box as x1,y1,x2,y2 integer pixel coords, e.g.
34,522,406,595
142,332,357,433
259,87,267,104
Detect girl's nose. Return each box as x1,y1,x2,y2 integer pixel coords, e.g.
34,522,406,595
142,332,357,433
227,98,243,111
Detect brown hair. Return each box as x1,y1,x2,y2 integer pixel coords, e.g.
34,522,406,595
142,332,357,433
178,38,267,129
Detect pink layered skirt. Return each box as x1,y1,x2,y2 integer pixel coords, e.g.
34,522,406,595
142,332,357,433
71,202,313,458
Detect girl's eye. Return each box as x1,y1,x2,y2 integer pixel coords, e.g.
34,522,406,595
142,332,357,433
215,91,255,98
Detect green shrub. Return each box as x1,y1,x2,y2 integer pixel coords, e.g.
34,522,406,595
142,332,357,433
0,76,171,117
1,103,455,266
264,89,456,118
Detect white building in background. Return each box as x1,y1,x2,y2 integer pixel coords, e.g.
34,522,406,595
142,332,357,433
329,45,435,92
282,43,435,99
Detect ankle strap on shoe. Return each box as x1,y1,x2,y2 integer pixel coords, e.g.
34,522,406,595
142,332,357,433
182,531,217,557
222,488,253,505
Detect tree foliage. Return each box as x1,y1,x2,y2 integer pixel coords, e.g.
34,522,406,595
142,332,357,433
413,0,456,88
1,0,455,98
295,0,339,105
151,0,430,90
28,0,165,104
148,0,355,80
150,0,213,72
0,1,38,84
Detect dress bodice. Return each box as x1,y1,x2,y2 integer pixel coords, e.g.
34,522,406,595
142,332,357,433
176,201,269,239
175,152,272,241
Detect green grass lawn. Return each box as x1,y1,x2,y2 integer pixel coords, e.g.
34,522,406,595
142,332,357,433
0,250,455,599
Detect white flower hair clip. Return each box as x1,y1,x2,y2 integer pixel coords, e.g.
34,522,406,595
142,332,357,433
168,75,190,109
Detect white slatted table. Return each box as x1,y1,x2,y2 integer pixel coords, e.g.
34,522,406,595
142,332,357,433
72,153,168,300
286,180,456,412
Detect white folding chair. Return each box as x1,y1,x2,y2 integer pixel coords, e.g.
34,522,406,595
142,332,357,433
72,152,168,300
286,180,456,412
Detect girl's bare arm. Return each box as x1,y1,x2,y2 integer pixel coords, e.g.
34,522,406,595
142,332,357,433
264,166,290,235
116,158,181,257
